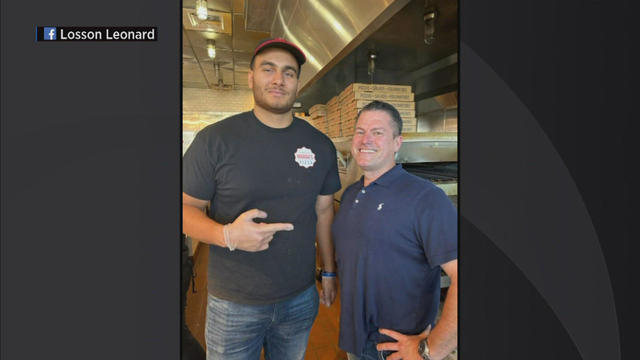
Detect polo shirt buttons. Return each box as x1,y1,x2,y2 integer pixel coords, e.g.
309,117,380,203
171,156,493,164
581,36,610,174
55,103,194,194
355,199,359,203
361,189,366,194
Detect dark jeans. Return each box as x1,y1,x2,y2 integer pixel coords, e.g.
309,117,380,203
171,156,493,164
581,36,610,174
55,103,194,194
205,285,319,360
346,339,393,360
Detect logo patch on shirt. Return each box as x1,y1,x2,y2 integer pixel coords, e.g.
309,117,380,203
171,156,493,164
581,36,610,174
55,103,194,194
294,147,316,168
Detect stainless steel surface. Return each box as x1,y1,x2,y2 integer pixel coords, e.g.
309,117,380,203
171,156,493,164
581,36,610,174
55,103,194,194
183,0,412,91
398,132,458,163
183,0,457,102
398,53,457,85
245,0,278,32
416,89,458,132
270,0,412,92
436,182,457,196
295,0,458,111
419,106,458,132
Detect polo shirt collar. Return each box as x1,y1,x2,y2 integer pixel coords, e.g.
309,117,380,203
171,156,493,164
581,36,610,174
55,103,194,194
359,164,404,188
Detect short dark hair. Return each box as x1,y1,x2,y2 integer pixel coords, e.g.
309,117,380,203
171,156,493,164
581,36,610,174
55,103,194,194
357,100,403,136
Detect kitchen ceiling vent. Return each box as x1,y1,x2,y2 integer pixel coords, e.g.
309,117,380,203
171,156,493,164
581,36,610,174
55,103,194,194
182,8,232,34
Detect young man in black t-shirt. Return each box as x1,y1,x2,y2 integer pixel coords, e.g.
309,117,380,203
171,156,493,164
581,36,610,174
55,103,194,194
183,38,341,360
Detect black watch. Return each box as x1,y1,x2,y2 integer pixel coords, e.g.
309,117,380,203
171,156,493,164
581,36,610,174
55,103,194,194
418,338,432,360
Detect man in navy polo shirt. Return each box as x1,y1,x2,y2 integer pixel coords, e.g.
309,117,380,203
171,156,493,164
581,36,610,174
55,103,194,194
333,100,458,360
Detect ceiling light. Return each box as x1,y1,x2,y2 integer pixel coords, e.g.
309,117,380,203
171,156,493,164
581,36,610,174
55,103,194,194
207,40,216,59
196,0,208,21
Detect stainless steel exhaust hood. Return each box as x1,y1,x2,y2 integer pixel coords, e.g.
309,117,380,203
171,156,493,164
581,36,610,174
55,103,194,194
246,0,412,92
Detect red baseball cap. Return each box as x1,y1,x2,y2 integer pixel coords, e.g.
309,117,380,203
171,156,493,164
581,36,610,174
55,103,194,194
251,37,306,67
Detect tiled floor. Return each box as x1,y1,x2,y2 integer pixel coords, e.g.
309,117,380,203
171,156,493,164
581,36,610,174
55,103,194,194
185,244,456,360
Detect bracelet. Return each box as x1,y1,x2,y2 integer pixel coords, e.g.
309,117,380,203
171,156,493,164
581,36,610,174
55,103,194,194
223,224,236,251
321,271,337,278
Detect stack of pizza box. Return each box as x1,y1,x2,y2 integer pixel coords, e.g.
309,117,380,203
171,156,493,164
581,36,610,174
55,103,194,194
338,83,417,134
308,104,328,135
326,96,342,138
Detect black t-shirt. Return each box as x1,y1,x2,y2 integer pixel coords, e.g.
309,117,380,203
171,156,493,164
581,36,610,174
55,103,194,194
183,111,341,304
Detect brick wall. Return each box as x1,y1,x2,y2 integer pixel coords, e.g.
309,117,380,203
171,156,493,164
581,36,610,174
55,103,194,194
183,88,254,114
183,88,255,150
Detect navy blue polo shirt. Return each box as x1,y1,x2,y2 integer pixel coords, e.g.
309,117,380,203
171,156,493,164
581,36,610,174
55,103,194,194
332,164,457,355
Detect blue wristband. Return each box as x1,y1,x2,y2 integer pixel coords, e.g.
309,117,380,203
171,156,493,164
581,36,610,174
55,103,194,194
321,271,337,278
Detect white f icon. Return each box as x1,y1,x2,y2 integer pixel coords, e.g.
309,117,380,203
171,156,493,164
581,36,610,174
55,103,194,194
48,28,55,40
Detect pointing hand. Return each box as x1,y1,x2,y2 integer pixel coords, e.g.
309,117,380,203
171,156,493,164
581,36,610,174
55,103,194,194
225,209,294,252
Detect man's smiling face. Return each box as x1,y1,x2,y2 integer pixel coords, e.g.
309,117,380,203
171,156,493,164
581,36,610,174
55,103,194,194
351,109,402,176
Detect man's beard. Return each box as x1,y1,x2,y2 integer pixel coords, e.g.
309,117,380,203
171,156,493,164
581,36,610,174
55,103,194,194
253,87,296,114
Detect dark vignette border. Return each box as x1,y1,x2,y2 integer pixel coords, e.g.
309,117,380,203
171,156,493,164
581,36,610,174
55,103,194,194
1,0,181,359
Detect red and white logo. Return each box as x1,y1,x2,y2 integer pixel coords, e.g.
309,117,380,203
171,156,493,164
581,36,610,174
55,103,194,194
294,147,316,168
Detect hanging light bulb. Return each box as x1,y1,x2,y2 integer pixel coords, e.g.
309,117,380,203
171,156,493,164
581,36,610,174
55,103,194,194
196,0,208,21
207,40,216,59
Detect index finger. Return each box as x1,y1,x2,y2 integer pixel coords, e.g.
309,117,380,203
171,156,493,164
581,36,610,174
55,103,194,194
378,328,404,341
260,222,294,233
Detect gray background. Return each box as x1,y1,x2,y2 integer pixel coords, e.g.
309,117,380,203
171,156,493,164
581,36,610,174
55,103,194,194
460,0,638,359
2,0,180,359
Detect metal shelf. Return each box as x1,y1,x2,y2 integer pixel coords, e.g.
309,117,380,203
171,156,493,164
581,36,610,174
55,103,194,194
331,132,458,163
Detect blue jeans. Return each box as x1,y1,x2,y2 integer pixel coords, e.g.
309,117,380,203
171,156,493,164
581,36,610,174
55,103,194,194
205,285,319,360
346,339,393,360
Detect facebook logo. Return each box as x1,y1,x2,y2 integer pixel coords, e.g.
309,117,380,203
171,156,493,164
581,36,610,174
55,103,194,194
44,27,57,40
